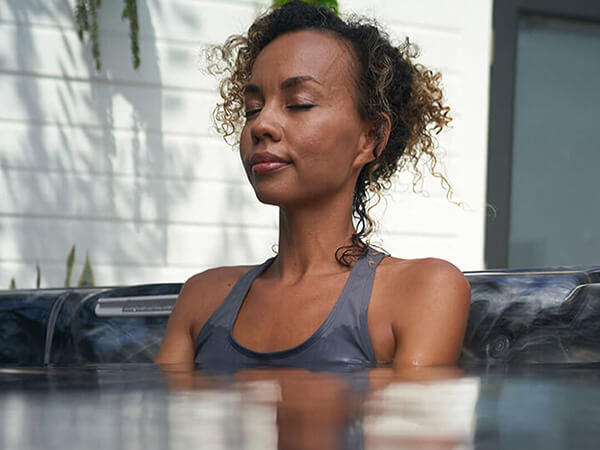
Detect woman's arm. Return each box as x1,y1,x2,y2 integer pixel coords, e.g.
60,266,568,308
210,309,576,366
391,258,471,368
155,266,248,364
154,278,198,364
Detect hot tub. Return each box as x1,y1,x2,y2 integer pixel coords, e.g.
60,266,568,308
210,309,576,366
1,266,600,449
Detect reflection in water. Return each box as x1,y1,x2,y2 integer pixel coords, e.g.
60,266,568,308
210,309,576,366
1,364,600,449
159,365,479,449
365,378,479,448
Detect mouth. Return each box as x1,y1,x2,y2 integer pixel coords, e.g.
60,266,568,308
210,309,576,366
250,152,292,175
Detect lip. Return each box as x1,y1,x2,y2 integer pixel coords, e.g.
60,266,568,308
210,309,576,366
250,152,291,174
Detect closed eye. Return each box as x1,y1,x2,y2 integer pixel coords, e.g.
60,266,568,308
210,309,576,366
244,109,261,118
245,104,314,118
287,104,315,111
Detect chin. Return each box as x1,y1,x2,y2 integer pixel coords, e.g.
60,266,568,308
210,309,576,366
248,177,287,205
253,189,288,206
251,182,310,207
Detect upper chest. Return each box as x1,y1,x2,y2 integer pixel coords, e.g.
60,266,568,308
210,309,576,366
193,257,415,361
232,272,352,352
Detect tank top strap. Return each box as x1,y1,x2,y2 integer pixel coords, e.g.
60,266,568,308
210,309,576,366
334,248,386,362
343,248,386,301
199,257,276,330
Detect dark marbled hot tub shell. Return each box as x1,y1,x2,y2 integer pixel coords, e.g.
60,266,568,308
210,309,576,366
1,266,600,365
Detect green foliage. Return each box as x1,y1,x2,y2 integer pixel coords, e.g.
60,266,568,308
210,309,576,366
66,246,96,288
78,252,96,288
74,0,140,70
65,245,76,288
273,0,338,14
9,246,96,289
75,0,89,41
75,0,101,70
122,0,140,69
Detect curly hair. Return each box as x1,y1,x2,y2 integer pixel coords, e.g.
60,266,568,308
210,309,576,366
206,1,453,266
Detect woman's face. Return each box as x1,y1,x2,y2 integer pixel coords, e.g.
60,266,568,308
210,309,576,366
240,30,376,208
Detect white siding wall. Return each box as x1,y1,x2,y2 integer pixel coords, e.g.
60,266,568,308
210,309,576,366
0,0,492,288
341,0,493,273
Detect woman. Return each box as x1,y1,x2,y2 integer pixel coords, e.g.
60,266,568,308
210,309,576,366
156,1,471,368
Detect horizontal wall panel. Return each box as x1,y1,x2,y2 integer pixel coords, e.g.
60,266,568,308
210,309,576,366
374,195,461,237
441,74,466,119
0,0,267,44
387,25,462,76
376,232,459,263
0,1,74,28
0,260,197,289
0,216,167,265
0,74,216,135
0,169,277,226
1,215,277,270
167,223,278,266
341,0,464,31
0,23,217,90
0,232,461,290
0,123,243,182
387,153,466,202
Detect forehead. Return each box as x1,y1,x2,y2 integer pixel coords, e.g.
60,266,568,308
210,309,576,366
250,30,357,85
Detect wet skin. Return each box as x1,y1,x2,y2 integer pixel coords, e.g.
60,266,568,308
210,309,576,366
156,30,471,368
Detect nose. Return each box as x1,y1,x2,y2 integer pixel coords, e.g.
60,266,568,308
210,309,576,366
250,103,282,144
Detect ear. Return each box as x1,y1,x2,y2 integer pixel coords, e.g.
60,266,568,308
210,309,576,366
353,112,392,169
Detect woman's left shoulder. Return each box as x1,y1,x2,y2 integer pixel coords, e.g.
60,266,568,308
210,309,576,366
373,256,471,366
376,255,471,306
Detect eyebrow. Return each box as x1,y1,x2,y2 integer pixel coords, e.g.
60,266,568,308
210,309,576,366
281,75,321,89
244,75,321,95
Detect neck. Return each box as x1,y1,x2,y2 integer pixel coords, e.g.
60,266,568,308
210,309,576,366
272,197,358,282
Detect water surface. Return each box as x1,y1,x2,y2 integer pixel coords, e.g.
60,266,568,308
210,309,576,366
1,363,599,449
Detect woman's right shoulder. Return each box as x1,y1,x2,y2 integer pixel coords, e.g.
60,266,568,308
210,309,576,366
169,264,254,330
179,264,254,306
156,264,255,363
186,264,252,289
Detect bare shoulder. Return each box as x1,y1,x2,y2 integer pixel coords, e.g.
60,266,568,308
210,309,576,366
376,257,471,316
376,256,470,299
184,264,252,291
373,256,472,366
176,264,253,324
155,264,253,364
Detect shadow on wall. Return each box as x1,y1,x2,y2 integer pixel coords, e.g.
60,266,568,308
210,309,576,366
0,0,196,287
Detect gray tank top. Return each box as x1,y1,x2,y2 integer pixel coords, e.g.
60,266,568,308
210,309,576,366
194,249,385,369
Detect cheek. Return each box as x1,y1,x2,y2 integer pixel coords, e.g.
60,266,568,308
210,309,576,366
240,123,251,149
298,118,361,169
239,125,252,165
291,137,358,194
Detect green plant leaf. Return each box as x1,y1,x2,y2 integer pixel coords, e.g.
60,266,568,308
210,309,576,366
74,0,140,71
122,0,140,69
78,252,95,287
75,0,89,40
9,278,16,289
65,245,76,288
89,0,101,70
273,0,338,14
